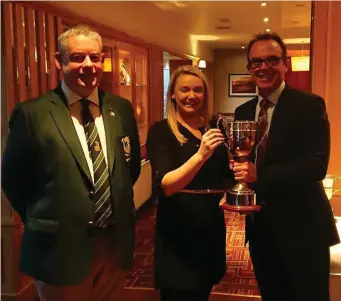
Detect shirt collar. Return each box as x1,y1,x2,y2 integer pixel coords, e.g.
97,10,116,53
61,81,99,107
258,81,285,106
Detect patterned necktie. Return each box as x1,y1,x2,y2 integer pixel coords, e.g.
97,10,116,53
256,98,270,168
80,99,114,227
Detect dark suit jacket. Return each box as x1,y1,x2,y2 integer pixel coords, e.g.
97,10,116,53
1,86,141,285
234,85,340,248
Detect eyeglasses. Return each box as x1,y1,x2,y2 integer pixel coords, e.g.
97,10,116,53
248,56,284,69
69,53,102,63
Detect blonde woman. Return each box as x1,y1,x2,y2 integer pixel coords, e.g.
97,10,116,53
146,65,233,301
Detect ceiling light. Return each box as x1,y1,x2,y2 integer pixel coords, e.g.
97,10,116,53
266,28,271,32
261,2,267,7
263,17,269,23
241,46,245,49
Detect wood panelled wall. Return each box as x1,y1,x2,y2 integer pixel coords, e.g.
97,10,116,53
1,1,164,300
149,45,164,125
2,2,63,116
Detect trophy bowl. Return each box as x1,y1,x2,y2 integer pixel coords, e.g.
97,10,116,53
217,118,261,213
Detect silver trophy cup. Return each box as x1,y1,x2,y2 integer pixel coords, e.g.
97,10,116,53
217,118,261,212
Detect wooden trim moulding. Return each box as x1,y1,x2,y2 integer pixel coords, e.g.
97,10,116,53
16,1,196,63
2,2,16,115
16,1,149,49
158,42,198,62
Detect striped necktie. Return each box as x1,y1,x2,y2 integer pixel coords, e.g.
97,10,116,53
80,99,114,227
256,98,270,168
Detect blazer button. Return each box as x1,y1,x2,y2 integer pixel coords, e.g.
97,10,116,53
89,191,95,200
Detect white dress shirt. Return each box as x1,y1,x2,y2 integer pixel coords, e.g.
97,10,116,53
255,81,286,133
61,81,108,183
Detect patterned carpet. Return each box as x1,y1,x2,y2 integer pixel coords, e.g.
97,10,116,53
125,201,260,297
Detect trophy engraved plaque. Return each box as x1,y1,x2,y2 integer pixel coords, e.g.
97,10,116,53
217,118,262,213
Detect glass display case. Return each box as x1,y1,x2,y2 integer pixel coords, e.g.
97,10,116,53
117,46,133,101
116,41,149,156
99,39,149,157
135,51,148,146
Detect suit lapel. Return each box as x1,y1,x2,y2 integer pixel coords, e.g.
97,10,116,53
100,90,117,174
236,96,258,121
49,86,92,183
247,97,258,120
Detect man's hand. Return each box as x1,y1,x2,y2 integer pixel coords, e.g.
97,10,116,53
230,160,257,183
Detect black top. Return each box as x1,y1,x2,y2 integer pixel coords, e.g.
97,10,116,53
146,119,233,290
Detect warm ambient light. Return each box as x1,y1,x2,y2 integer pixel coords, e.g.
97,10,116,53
291,56,310,71
266,28,271,32
263,17,269,22
191,34,220,41
198,59,207,70
283,38,310,45
323,175,341,200
261,2,267,7
103,57,112,72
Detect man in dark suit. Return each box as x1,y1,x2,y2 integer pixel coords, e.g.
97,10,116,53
2,25,141,301
231,33,340,301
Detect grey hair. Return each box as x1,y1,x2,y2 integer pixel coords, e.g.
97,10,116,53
57,25,103,61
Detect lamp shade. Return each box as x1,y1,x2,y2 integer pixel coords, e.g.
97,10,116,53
291,56,310,71
323,175,335,200
103,57,112,72
198,59,207,69
322,175,341,200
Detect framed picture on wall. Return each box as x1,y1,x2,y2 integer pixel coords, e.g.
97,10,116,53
229,74,258,97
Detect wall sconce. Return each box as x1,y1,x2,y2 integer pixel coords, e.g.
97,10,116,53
103,57,112,72
291,56,310,72
323,175,341,200
291,41,310,72
198,59,207,71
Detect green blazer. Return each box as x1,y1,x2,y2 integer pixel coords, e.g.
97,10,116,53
1,86,141,285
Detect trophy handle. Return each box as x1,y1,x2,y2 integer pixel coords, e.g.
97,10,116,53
255,116,269,151
217,116,230,150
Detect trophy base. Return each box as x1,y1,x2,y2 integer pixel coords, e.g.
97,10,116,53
221,202,261,214
224,189,261,214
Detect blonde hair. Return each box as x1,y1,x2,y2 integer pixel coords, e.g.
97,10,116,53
57,25,103,64
166,65,210,144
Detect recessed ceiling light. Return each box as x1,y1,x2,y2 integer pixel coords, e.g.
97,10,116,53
241,46,245,49
261,2,267,7
266,28,271,32
215,26,231,30
219,18,231,23
263,17,269,23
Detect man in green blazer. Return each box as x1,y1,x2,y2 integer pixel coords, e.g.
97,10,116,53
2,25,141,301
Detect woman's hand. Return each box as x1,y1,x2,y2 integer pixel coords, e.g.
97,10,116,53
197,129,224,161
